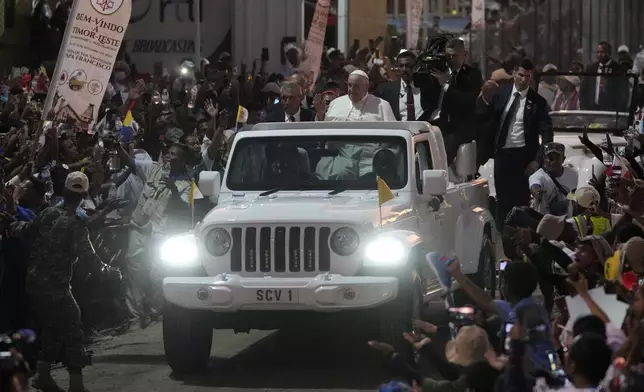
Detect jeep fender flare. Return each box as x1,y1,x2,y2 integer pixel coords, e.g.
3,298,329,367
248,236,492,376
455,206,496,275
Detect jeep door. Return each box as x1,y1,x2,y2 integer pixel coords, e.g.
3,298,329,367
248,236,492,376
413,134,455,258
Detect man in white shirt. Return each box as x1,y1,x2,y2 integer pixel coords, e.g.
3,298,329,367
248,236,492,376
319,70,396,122
530,142,578,216
579,41,629,111
374,49,429,121
477,58,553,229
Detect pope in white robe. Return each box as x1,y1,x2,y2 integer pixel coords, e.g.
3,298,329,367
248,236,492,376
315,70,400,180
322,70,397,122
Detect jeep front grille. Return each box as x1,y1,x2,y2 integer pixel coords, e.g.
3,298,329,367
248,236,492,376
229,226,331,273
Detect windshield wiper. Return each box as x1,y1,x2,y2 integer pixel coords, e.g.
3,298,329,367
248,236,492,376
328,186,349,196
259,180,314,197
259,187,282,197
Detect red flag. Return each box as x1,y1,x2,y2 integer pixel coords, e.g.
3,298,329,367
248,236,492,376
605,165,614,177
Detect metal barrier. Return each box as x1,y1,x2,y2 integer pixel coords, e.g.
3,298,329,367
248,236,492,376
473,0,644,73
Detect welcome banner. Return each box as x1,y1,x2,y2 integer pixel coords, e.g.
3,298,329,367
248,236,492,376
42,0,132,132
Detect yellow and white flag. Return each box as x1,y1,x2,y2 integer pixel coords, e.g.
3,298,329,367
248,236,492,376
376,176,394,206
187,179,204,208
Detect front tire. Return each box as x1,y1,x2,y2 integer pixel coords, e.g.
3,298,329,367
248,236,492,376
163,301,213,374
378,269,423,363
473,229,496,298
450,229,496,324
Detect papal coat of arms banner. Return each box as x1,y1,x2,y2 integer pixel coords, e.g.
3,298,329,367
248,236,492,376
42,0,132,132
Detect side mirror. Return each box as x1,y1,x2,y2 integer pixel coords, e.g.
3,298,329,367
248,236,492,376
455,141,477,177
199,171,221,199
422,169,448,197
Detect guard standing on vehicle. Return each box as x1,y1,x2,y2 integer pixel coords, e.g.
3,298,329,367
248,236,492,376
26,172,119,392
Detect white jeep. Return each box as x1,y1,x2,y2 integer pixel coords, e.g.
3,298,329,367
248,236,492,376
159,121,497,374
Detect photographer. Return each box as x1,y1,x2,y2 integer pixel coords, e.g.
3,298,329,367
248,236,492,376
374,50,435,122
429,39,484,164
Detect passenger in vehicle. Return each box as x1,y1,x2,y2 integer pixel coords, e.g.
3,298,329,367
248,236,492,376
359,149,398,186
315,143,403,182
263,144,311,183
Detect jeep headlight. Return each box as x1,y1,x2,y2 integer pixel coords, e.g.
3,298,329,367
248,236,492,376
363,236,408,267
330,227,359,256
160,234,200,267
204,228,232,256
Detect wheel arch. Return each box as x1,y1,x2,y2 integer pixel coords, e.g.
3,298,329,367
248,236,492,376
455,206,497,275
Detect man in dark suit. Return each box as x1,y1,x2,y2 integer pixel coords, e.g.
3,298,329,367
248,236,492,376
477,58,553,229
264,82,315,123
580,41,630,112
374,50,436,122
429,39,484,162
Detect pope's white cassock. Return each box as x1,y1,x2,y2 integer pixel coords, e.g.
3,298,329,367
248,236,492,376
316,71,401,180
324,94,397,122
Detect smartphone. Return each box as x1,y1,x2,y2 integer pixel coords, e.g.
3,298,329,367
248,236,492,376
273,98,280,104
548,352,566,378
261,47,269,62
499,260,508,271
449,306,474,315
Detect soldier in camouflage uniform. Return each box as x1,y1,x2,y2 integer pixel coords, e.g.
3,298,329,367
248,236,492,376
27,172,119,392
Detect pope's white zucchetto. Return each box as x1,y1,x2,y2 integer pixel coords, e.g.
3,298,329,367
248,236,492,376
349,70,369,81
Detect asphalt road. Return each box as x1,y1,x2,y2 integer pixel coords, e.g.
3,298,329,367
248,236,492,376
50,302,451,392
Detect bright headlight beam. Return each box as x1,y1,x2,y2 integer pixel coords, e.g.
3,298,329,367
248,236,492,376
160,234,199,267
364,236,408,266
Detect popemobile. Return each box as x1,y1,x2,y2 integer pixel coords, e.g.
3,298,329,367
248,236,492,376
157,121,497,374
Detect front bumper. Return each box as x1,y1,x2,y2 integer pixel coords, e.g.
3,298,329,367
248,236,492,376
163,273,398,312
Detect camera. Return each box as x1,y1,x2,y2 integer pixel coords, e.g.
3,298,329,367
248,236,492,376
413,34,454,88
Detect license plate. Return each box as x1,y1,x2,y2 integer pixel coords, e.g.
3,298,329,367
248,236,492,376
253,289,298,303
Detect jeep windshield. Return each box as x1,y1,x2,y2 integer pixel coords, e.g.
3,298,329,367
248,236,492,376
226,135,408,192
537,71,637,135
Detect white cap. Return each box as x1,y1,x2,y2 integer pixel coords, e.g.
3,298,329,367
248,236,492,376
567,185,600,209
65,172,90,193
349,69,369,80
542,63,558,72
560,75,581,87
618,45,630,53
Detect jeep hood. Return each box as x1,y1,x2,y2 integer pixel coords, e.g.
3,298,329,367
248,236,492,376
203,193,413,226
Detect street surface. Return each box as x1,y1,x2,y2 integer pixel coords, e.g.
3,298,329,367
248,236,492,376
50,302,451,392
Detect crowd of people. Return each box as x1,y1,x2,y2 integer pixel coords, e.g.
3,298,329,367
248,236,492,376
4,6,644,388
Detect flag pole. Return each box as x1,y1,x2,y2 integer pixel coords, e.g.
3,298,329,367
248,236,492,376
192,202,195,229
378,203,383,230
